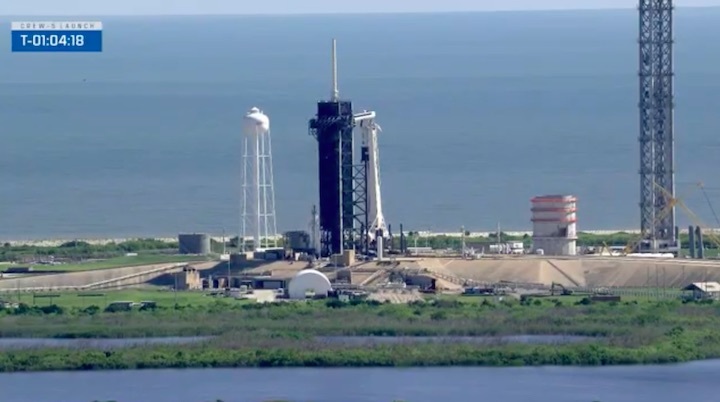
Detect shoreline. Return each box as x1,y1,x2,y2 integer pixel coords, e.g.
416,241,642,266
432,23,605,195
0,229,662,247
3,228,720,247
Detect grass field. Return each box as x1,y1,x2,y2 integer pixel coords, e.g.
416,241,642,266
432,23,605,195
28,254,212,272
680,248,720,258
4,288,238,308
8,285,691,310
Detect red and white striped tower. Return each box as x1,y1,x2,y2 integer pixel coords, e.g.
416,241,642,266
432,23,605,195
531,195,578,256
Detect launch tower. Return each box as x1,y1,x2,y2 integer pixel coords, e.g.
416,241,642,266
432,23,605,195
309,39,355,257
638,0,678,252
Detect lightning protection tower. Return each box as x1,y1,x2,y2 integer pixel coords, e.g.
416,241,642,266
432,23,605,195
241,107,278,251
309,39,355,257
638,0,677,253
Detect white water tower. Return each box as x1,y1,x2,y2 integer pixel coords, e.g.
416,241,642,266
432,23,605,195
241,107,278,251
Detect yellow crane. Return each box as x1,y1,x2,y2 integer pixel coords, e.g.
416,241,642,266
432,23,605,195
654,183,720,252
697,182,720,228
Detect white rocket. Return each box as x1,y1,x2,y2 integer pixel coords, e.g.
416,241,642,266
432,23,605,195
354,110,388,241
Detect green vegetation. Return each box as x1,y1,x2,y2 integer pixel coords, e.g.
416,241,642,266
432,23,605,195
1,239,178,262
4,289,227,309
28,255,211,272
0,239,213,272
404,231,719,255
1,294,720,371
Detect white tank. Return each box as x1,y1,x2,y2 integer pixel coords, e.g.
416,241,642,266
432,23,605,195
243,107,270,133
531,195,578,256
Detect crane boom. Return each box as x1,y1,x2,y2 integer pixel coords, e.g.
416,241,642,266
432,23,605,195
698,182,720,228
655,183,720,252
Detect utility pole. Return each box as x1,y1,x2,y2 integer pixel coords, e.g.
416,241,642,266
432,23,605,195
223,228,231,289
310,204,319,257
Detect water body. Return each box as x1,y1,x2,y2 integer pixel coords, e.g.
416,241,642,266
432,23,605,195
2,361,720,402
0,335,588,350
0,336,210,350
316,335,593,345
1,9,719,239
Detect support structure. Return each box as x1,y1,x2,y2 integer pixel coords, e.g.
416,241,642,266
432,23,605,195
309,39,355,257
309,39,389,257
241,107,277,251
352,144,369,255
638,0,677,252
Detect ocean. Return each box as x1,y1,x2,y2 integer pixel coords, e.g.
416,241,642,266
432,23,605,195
1,9,719,240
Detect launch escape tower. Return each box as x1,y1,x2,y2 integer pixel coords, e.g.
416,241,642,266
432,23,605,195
638,0,677,252
309,39,360,257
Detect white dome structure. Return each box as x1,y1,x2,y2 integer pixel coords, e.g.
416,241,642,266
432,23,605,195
288,269,332,299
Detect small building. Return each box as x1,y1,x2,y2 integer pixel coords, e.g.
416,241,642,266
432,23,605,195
178,266,202,290
106,301,134,312
0,300,19,309
140,301,157,309
285,231,313,252
288,269,332,299
252,276,287,290
231,274,289,291
4,266,33,274
683,282,720,301
404,274,436,290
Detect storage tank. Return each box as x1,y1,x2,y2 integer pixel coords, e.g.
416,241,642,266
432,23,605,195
178,233,211,255
531,195,578,256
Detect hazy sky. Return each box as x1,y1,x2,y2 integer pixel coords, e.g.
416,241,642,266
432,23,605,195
3,0,720,15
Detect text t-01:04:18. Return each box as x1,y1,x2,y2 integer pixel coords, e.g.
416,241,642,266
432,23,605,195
20,34,85,47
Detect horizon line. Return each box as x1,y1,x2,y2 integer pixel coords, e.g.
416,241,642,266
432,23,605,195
2,5,719,17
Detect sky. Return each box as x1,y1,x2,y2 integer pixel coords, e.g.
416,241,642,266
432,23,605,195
2,0,720,15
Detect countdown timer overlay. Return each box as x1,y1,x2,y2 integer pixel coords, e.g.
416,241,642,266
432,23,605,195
11,21,102,52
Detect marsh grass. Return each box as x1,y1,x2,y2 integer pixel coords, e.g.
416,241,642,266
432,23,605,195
1,297,720,371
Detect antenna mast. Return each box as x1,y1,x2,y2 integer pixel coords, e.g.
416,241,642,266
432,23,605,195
331,38,339,102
